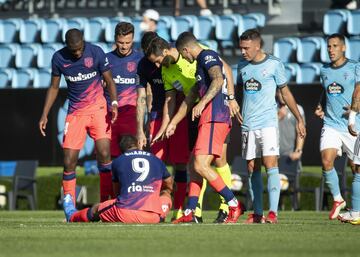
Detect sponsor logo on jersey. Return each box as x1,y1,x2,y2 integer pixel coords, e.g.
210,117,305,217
84,57,93,68
104,57,109,66
244,78,262,93
113,75,136,84
152,78,163,85
65,71,97,82
196,75,202,82
63,64,71,68
127,62,137,72
127,182,154,193
204,55,216,64
327,82,344,96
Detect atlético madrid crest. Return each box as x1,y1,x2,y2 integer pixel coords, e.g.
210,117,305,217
84,57,93,68
127,62,136,72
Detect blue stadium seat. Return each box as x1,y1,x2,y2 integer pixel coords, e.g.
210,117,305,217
93,42,111,53
19,19,43,43
157,16,173,42
296,63,321,84
231,64,238,85
297,36,324,63
62,17,87,42
273,37,300,63
41,18,65,43
199,40,218,51
59,74,67,88
348,38,360,61
193,15,216,40
15,43,40,68
104,17,132,43
215,14,241,48
0,18,21,43
0,43,18,68
284,63,300,83
241,13,266,35
37,43,63,68
347,10,360,35
84,17,107,42
320,37,351,63
323,9,350,35
11,68,35,88
131,17,142,43
171,15,197,41
0,68,15,88
33,69,51,88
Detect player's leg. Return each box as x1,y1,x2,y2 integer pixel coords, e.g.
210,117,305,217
320,127,345,219
63,193,102,222
350,164,360,225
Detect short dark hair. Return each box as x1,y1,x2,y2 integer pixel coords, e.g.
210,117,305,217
141,31,158,52
145,36,170,57
119,135,138,153
175,31,197,50
239,29,264,47
327,33,346,44
65,28,83,46
114,22,134,38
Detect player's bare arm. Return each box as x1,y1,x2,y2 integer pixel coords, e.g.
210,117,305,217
279,85,306,138
192,65,223,120
222,59,242,124
39,75,61,137
160,176,173,199
314,91,325,119
348,83,360,136
102,70,118,124
136,87,148,148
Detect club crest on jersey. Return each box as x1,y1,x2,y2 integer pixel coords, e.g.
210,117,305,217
127,62,136,72
204,55,216,64
244,78,262,93
327,82,344,96
84,57,93,68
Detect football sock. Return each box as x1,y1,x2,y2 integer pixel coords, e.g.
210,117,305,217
187,180,203,210
98,162,114,202
352,173,360,212
195,179,207,217
209,174,237,206
323,168,343,201
173,170,187,211
70,208,92,222
63,171,76,205
251,170,263,215
267,167,280,213
215,164,231,213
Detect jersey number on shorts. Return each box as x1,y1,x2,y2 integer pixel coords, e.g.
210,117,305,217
132,158,150,182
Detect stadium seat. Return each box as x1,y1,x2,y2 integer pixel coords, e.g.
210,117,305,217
0,43,18,68
84,17,107,42
348,37,360,61
199,40,218,51
15,43,40,68
59,74,67,88
41,18,65,43
296,63,321,84
33,69,52,88
215,14,241,48
62,17,87,42
231,64,238,85
19,19,43,43
0,68,15,88
284,63,300,83
170,15,197,41
93,42,111,53
193,15,216,41
11,68,35,88
157,15,173,41
0,18,21,43
296,36,324,63
104,16,132,43
273,37,300,63
241,13,266,35
323,9,350,35
320,37,351,63
131,17,142,43
37,43,63,68
347,10,360,35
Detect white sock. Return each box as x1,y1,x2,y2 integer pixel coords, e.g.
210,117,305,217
228,197,238,207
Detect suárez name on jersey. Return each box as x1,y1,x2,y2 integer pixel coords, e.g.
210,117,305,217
65,71,97,82
113,75,136,84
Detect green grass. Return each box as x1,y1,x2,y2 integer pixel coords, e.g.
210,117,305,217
0,211,358,257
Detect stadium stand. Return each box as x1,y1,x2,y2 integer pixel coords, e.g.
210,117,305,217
273,37,300,63
323,9,350,35
347,9,360,35
296,36,324,63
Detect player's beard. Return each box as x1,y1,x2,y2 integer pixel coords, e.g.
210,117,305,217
162,55,176,68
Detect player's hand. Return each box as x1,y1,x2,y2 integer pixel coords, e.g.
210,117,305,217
192,101,205,121
289,151,302,161
39,116,48,137
111,105,118,124
165,123,177,138
137,131,147,149
229,100,243,124
348,124,358,137
314,105,324,119
296,119,306,139
151,129,166,145
343,105,351,118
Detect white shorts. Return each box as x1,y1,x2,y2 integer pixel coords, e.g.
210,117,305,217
241,127,279,160
320,126,360,164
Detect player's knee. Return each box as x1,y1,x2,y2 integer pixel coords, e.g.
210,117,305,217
194,159,207,176
321,158,334,171
63,154,77,171
96,148,111,163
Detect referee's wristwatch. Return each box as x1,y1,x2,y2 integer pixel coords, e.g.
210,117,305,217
228,94,235,100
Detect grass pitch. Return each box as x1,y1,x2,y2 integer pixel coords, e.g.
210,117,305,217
0,211,358,257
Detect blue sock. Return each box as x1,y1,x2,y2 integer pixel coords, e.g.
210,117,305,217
187,196,199,211
323,168,341,199
251,170,263,215
352,173,360,212
267,167,280,213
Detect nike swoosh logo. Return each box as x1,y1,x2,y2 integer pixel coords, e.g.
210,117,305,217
63,64,71,68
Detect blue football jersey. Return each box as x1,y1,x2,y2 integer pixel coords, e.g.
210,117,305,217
112,149,170,212
237,55,287,131
320,59,360,132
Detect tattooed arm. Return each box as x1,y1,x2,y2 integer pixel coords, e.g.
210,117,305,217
348,83,360,136
192,65,224,120
136,87,148,148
